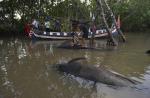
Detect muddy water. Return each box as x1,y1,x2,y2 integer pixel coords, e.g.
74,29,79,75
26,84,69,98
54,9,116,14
0,33,150,98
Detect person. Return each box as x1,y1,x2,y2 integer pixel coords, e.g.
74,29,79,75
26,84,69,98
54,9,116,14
44,17,51,32
91,22,96,38
32,19,39,29
79,23,89,47
54,19,61,32
71,20,81,46
24,21,31,37
90,22,96,47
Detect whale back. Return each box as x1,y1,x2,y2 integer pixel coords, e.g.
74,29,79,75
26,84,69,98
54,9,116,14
57,57,139,86
58,57,87,75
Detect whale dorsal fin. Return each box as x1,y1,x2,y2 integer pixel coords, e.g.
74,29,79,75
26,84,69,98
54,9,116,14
68,57,87,64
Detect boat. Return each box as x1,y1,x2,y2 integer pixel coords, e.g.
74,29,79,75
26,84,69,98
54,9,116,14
30,28,117,40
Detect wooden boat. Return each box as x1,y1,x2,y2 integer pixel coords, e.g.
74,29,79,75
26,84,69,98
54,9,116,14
30,28,117,40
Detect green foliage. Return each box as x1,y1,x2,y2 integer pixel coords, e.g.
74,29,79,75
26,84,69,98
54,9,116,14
0,0,150,32
110,0,150,31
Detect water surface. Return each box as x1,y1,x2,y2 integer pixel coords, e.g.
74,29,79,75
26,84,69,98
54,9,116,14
0,33,150,98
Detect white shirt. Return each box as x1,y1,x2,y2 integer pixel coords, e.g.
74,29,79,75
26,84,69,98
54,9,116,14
32,20,39,28
45,21,50,28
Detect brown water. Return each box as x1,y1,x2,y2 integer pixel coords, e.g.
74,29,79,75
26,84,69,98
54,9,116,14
0,33,150,98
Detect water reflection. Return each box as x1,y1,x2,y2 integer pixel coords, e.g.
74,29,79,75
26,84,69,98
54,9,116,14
0,33,150,98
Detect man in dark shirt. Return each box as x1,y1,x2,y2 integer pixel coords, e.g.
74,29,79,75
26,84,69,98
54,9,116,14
79,23,89,47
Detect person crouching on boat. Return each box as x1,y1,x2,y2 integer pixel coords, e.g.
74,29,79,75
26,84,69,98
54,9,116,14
32,19,39,29
71,20,81,47
44,17,51,32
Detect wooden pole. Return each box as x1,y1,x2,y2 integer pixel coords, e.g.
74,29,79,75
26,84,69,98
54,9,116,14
103,0,126,42
96,0,118,46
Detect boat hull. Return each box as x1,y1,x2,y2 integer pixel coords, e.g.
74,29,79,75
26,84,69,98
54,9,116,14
30,29,117,40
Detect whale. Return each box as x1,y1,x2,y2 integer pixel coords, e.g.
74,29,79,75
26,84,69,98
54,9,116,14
56,57,139,87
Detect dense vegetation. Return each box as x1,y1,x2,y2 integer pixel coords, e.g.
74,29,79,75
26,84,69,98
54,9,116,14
0,0,150,36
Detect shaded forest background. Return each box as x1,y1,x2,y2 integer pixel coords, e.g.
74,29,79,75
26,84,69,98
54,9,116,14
0,0,150,36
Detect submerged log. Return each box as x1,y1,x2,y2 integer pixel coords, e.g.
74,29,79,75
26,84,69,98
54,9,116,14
56,57,139,87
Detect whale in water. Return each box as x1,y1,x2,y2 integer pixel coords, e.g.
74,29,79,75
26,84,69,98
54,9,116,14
56,57,139,87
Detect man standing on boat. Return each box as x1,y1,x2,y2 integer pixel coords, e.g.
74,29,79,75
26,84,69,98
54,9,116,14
32,19,39,29
79,22,89,47
24,21,31,37
54,19,61,32
89,21,96,47
45,17,51,32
